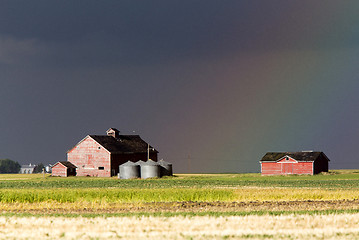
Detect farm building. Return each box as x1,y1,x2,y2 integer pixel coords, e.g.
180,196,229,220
19,163,36,174
51,161,77,177
66,128,158,177
260,151,329,175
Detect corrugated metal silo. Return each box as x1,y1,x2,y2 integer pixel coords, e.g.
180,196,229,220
135,160,144,178
141,160,160,179
119,161,140,179
135,160,145,166
158,159,173,177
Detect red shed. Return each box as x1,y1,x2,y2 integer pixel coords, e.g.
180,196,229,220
51,161,77,177
260,151,329,175
67,128,158,177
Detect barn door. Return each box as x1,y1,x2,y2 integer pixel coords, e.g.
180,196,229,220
283,163,293,174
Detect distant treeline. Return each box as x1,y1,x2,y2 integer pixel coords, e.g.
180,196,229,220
33,163,44,173
0,159,21,173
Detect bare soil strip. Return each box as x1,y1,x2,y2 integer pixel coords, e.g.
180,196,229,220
1,200,359,214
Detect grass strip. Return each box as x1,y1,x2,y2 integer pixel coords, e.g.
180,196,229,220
3,171,359,189
1,188,359,203
233,188,359,201
0,188,236,203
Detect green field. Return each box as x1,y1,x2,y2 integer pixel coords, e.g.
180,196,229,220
2,171,359,239
0,170,358,206
2,169,359,189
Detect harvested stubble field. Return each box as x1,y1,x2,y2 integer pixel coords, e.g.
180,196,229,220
1,170,359,239
2,213,359,239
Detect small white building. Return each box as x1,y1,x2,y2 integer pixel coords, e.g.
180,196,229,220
45,165,52,173
20,163,36,174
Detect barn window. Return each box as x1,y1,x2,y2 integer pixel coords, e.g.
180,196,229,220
286,157,289,161
98,147,101,149
98,167,104,170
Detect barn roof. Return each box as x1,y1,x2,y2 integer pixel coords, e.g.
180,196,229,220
260,152,329,162
53,161,77,168
89,135,158,154
20,164,36,169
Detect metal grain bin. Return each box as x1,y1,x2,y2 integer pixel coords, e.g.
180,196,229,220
158,159,173,177
135,160,144,178
141,160,160,179
135,160,145,166
119,161,140,179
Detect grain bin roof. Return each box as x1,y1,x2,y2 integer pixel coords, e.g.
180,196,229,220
120,161,137,166
260,152,329,162
143,159,160,166
135,160,145,165
89,135,158,154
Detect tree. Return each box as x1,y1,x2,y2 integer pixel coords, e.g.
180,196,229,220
33,163,45,173
0,159,21,173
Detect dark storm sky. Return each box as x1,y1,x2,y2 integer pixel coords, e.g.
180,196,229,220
1,1,359,172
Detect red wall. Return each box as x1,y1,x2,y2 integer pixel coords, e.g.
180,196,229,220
68,137,111,177
292,162,313,175
52,164,68,177
261,162,313,175
261,162,281,175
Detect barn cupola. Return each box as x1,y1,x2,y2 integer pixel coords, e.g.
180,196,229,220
106,128,120,138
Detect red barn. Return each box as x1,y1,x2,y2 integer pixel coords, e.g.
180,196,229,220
66,128,158,177
260,151,329,175
51,161,77,177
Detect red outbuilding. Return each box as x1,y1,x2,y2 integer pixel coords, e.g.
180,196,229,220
260,151,329,175
51,161,77,177
66,128,158,177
